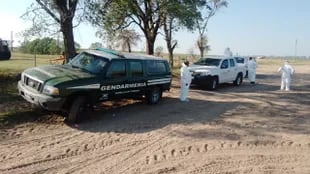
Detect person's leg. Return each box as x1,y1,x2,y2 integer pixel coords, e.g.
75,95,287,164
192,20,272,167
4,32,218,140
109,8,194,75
184,85,189,101
180,83,186,101
285,78,291,91
280,78,285,90
249,70,255,84
253,71,256,83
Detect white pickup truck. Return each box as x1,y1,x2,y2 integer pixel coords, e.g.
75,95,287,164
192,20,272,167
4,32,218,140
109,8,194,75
189,56,246,90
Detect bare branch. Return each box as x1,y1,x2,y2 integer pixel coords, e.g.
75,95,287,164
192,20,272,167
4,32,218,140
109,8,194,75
35,0,60,23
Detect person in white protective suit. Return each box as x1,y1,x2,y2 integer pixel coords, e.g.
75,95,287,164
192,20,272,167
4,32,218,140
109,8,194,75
278,60,294,91
180,61,192,102
224,47,233,57
247,57,257,84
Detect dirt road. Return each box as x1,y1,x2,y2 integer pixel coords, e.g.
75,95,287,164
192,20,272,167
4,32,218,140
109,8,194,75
0,63,309,174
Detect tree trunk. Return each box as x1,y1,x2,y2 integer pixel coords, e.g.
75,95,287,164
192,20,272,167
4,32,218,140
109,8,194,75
199,46,204,58
165,35,174,67
146,38,154,55
168,49,173,67
61,20,76,63
127,42,131,52
163,17,174,67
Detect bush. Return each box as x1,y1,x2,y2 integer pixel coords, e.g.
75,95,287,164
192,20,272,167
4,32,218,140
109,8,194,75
20,37,62,55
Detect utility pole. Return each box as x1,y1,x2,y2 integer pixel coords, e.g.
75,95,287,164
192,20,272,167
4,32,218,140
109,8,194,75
10,31,14,51
294,39,298,58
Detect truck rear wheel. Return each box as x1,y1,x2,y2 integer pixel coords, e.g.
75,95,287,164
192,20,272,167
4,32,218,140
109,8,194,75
146,87,162,104
233,73,243,86
68,96,86,123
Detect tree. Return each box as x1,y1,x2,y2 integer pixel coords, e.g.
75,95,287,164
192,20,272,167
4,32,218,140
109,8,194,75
22,0,85,62
90,0,167,55
115,30,141,52
197,35,211,57
19,37,62,54
155,46,164,57
162,0,203,67
196,0,227,57
89,42,103,49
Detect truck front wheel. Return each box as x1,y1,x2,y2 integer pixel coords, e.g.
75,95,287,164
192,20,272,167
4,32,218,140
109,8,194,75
68,96,86,123
208,77,218,90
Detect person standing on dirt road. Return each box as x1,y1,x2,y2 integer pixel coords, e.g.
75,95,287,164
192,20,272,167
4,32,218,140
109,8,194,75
248,57,257,84
180,61,192,102
278,60,294,91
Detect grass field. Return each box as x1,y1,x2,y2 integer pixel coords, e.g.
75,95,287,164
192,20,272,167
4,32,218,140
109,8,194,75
0,52,60,75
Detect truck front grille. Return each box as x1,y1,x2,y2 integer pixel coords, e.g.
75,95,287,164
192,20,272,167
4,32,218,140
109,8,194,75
23,75,42,92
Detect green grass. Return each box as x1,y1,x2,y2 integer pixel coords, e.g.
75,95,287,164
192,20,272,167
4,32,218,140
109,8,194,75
0,81,21,104
0,52,57,75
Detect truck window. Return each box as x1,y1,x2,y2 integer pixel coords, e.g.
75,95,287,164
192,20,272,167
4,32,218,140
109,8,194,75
129,60,143,77
69,52,108,74
146,60,167,75
221,60,229,69
229,59,235,67
235,57,244,63
194,58,221,66
106,60,126,78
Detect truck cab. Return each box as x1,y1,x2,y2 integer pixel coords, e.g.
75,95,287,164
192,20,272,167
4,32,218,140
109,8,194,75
189,56,244,90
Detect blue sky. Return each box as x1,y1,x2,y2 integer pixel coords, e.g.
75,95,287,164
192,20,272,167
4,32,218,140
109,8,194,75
0,0,309,56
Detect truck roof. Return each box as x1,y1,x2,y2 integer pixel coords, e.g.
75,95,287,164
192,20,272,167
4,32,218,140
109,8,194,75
85,48,166,61
201,55,232,59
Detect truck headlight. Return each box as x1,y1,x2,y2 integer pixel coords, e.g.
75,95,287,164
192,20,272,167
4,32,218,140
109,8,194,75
43,85,59,96
201,71,210,76
21,73,25,83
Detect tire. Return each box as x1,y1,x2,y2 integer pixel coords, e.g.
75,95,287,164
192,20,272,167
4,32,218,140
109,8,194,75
0,49,11,60
233,73,243,86
67,96,86,123
146,87,162,104
208,77,218,90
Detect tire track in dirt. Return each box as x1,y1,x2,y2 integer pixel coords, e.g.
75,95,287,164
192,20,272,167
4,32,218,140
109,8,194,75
144,140,310,166
141,141,310,174
0,131,127,173
1,121,159,173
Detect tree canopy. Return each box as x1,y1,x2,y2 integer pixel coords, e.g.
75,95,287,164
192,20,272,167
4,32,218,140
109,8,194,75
20,37,62,55
22,0,87,62
89,0,206,56
196,0,228,57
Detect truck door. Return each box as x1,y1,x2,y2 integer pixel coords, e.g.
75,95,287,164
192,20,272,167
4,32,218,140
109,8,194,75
229,58,238,81
126,60,146,96
220,59,230,83
101,59,128,99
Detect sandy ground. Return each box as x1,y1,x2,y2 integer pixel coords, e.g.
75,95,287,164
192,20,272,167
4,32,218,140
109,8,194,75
0,63,309,174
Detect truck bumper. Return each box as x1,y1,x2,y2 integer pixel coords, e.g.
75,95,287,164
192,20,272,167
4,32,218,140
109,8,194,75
17,81,65,111
191,75,213,86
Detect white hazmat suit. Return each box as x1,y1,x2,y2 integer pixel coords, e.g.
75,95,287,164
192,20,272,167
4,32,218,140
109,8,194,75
278,61,294,91
180,62,192,102
247,58,257,84
224,47,233,57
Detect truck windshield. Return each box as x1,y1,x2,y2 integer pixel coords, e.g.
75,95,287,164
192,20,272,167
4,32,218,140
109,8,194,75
235,57,244,63
194,58,221,66
68,52,108,74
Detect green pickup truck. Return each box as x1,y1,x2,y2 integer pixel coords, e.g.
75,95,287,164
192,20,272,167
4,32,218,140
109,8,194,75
18,48,172,123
